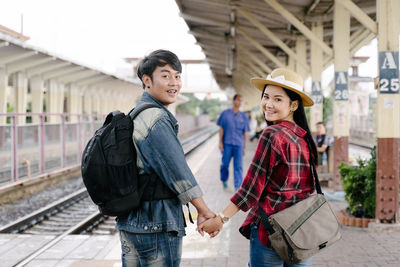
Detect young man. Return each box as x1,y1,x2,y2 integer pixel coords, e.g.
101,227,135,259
217,94,250,190
116,50,215,267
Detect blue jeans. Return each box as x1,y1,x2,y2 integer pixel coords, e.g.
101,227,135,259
249,225,312,267
119,230,182,267
220,144,243,189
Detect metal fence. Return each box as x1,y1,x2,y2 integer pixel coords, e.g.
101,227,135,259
0,113,103,185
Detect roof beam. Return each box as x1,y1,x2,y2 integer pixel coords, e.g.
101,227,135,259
350,32,375,55
7,57,55,73
238,27,285,69
76,75,112,86
180,12,229,27
238,43,272,74
263,0,333,56
237,7,310,72
27,62,71,77
189,29,224,42
59,70,99,84
336,0,377,34
238,58,265,77
0,51,37,65
43,66,84,80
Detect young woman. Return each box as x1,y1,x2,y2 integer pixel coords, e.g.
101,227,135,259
199,68,317,267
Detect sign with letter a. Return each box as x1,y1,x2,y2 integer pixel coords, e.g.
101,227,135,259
312,81,322,103
334,71,348,101
379,51,399,94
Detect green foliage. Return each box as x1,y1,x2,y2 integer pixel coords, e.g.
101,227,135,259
177,93,222,120
338,146,376,218
322,96,333,126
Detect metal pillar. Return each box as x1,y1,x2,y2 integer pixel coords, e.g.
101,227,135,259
333,0,350,190
310,22,324,134
376,0,400,223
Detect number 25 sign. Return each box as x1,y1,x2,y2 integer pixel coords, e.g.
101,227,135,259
379,51,399,94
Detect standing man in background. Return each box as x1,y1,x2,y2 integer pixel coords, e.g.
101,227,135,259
315,121,329,165
217,94,250,190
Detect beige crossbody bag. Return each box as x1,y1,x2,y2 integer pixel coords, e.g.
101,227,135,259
258,149,341,264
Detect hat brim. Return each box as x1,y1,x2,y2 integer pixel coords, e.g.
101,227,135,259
251,78,314,107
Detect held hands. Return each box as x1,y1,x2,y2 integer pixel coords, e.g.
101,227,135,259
197,214,224,238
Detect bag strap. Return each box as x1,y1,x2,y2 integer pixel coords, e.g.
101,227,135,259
258,139,322,234
129,103,160,120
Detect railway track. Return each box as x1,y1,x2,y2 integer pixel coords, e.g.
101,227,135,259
0,125,218,266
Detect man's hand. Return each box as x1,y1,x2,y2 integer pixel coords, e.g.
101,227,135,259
198,216,223,238
196,210,216,237
219,143,224,151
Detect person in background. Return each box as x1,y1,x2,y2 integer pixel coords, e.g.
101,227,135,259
199,68,317,267
315,121,329,165
217,94,250,190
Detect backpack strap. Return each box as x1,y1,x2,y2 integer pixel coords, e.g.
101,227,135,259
129,103,160,120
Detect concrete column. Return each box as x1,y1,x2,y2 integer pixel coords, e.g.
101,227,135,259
287,56,295,71
83,90,93,114
0,68,7,124
57,83,65,114
14,72,28,125
333,0,350,190
101,91,109,116
310,22,324,133
295,39,308,80
30,75,44,124
67,84,81,123
376,0,400,223
47,80,59,123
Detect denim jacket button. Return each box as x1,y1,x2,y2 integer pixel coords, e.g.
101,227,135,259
144,226,148,230
153,226,158,230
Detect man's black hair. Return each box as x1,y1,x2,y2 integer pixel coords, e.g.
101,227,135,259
233,94,241,100
261,85,318,165
137,49,182,89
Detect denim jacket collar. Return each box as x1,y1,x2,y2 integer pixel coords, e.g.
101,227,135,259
138,91,179,133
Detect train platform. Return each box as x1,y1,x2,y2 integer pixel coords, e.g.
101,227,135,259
1,134,400,266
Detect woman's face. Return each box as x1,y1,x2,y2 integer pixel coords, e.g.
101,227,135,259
261,85,298,124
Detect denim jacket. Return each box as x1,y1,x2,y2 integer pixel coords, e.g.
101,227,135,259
116,92,203,237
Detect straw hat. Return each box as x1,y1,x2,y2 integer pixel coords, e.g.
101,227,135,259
250,68,314,106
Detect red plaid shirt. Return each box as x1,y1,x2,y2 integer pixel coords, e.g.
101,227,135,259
231,120,315,247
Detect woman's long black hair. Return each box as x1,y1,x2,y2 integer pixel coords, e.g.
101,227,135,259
262,86,318,164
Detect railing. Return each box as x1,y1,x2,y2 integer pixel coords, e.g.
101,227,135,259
0,113,103,185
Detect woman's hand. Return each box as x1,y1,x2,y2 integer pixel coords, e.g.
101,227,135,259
198,216,223,238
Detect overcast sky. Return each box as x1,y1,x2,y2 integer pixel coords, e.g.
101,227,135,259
0,0,206,71
0,0,378,93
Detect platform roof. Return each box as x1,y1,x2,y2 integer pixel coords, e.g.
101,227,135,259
175,0,376,107
0,32,140,90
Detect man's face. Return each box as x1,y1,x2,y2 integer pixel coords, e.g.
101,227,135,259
233,96,242,109
142,64,182,107
317,124,325,134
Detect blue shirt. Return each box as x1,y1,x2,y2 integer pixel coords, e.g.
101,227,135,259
217,109,250,147
116,92,203,237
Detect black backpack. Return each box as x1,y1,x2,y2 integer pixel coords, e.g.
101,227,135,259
81,103,175,217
